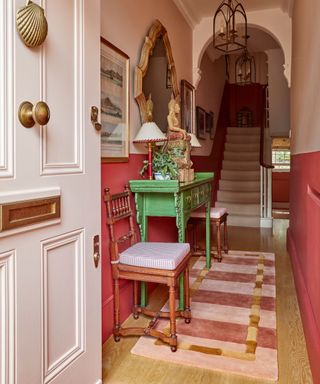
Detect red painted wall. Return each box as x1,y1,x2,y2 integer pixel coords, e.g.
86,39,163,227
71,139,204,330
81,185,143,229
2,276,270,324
272,172,290,204
287,151,320,383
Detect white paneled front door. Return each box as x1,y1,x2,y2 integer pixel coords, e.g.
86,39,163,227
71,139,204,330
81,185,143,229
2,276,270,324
0,1,101,383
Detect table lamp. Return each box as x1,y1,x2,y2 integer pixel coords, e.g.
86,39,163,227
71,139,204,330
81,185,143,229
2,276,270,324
133,122,167,179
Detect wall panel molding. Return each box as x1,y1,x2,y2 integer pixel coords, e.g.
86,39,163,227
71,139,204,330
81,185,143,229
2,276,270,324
40,0,84,175
0,1,14,178
41,229,85,383
0,250,15,384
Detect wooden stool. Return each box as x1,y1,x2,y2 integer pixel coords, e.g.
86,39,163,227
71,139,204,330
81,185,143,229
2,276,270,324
189,207,228,262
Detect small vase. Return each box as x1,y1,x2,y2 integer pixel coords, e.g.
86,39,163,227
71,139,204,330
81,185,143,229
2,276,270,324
154,172,171,180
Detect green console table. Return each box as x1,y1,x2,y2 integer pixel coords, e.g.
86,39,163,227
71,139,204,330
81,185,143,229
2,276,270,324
129,172,214,308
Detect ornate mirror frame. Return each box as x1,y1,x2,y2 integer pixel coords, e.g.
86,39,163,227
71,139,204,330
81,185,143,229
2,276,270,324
134,19,179,123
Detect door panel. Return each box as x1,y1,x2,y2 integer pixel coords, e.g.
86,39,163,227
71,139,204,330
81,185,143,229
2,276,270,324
0,1,101,383
0,1,14,178
0,250,15,384
42,230,85,383
41,0,84,173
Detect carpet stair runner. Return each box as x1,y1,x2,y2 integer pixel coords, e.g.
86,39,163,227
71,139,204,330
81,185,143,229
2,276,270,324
216,127,261,227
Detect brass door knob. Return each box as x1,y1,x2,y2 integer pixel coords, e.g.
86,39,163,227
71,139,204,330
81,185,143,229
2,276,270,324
18,101,50,128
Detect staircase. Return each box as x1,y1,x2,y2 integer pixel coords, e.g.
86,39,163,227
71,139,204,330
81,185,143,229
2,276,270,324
216,127,261,227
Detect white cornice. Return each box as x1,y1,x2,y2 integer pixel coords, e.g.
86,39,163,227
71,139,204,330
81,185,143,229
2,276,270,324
173,0,198,29
281,0,294,17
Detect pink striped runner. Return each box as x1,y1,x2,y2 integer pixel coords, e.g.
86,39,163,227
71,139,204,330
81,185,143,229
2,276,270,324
131,250,278,382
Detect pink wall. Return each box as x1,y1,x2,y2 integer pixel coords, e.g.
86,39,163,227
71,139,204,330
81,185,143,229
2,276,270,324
194,54,225,157
289,1,320,381
272,172,290,204
100,0,192,343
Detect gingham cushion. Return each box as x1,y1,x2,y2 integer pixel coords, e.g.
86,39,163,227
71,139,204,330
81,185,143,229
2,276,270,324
119,242,190,270
190,207,227,219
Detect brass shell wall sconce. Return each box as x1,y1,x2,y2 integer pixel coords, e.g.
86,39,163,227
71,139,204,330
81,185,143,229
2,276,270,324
16,1,48,48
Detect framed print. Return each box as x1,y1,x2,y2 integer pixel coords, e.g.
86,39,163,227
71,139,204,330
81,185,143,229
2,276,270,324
166,64,172,89
205,111,212,133
210,112,215,139
206,111,214,139
196,106,206,139
181,79,195,133
100,37,129,162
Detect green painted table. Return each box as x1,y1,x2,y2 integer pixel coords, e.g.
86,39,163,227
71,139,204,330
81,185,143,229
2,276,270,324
129,172,214,308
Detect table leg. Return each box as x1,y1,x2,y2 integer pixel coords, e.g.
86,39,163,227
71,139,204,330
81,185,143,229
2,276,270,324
140,213,148,307
176,195,185,311
205,201,211,269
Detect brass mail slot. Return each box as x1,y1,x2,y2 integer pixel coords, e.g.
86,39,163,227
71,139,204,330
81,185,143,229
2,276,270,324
0,196,60,232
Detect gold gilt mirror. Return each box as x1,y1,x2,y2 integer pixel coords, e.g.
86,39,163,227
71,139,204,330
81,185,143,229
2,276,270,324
134,19,179,131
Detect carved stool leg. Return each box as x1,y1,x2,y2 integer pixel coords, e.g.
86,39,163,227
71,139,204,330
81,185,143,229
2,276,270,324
224,217,229,254
133,281,139,319
184,266,191,324
113,278,121,342
193,221,198,253
169,285,177,352
216,219,222,262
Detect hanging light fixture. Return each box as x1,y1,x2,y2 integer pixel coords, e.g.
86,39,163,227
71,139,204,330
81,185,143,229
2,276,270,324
213,0,248,53
235,48,256,85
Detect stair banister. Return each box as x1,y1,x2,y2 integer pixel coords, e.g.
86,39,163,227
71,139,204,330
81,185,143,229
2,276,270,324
260,85,273,228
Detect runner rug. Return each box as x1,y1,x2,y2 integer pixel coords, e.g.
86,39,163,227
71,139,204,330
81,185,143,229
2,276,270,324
131,250,278,382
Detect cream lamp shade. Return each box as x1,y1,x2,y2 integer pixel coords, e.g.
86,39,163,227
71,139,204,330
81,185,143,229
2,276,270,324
189,133,202,148
133,122,167,143
133,122,167,180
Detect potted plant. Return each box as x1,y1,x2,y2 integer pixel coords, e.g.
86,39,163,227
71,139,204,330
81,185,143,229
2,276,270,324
140,147,183,180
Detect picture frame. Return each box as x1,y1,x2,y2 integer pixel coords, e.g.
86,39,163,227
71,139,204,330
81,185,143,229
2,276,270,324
196,106,206,139
205,111,212,133
206,111,215,139
166,64,172,89
100,37,130,162
181,79,195,134
210,112,215,139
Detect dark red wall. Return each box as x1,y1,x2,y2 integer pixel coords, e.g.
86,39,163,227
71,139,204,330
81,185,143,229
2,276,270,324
272,172,290,204
287,151,320,383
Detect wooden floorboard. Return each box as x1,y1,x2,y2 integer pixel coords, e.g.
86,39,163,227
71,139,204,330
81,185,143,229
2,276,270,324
102,220,313,383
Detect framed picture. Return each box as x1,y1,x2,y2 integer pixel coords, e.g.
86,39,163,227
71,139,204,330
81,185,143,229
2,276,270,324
206,111,215,139
166,64,172,89
205,111,212,133
196,106,206,139
181,79,195,134
100,37,129,162
210,112,215,139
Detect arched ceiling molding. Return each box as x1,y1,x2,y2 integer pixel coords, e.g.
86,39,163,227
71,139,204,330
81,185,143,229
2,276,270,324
193,8,292,88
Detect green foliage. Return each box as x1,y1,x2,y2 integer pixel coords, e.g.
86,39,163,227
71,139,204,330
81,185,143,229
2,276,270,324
140,147,184,179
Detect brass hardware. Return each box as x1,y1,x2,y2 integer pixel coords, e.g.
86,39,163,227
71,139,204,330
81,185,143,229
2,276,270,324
0,196,60,232
91,106,102,131
16,1,48,48
93,235,100,268
18,101,50,128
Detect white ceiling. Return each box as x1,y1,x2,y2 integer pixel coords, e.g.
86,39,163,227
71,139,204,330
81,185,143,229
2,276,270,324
174,0,293,27
173,0,291,62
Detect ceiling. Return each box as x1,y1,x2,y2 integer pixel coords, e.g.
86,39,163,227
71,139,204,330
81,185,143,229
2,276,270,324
173,0,291,62
174,0,293,27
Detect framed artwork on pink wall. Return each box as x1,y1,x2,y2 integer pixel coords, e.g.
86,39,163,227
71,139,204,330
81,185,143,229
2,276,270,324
181,79,195,134
100,37,130,163
196,106,206,139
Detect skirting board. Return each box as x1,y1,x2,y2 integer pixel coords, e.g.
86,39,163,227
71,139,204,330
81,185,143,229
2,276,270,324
260,217,273,228
287,228,320,383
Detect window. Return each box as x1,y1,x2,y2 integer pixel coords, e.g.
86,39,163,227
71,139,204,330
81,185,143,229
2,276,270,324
272,149,290,170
